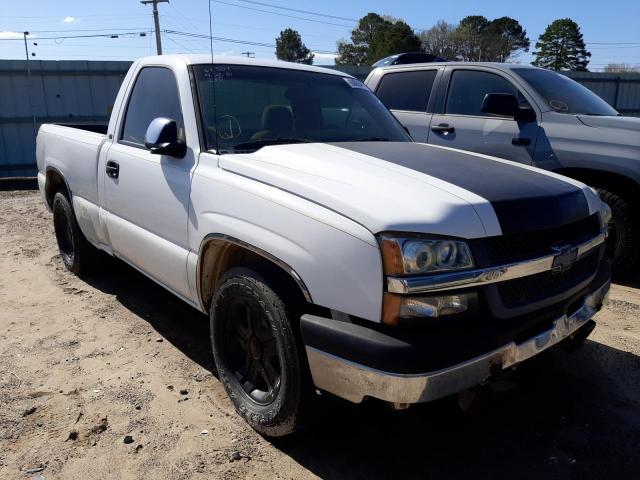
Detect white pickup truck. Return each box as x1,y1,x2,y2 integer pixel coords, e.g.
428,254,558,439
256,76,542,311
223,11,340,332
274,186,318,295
37,55,611,437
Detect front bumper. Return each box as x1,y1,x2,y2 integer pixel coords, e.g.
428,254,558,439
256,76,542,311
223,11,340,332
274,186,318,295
301,278,610,405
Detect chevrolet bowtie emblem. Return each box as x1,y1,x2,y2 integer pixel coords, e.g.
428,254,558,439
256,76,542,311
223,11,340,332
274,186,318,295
551,244,578,272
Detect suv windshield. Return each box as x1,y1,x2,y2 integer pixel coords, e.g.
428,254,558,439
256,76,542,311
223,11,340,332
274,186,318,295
514,68,618,116
193,64,410,153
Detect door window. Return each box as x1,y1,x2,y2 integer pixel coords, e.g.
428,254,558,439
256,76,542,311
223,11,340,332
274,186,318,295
120,67,184,146
376,70,437,112
445,70,519,117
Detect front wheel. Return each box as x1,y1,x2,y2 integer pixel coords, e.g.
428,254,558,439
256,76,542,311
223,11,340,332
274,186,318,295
210,268,307,437
597,189,639,277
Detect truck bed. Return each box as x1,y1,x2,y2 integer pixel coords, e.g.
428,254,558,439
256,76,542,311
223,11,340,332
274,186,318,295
36,123,107,207
54,123,108,135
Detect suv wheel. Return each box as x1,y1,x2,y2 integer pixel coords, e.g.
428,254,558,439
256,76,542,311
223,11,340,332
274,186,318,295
598,188,639,277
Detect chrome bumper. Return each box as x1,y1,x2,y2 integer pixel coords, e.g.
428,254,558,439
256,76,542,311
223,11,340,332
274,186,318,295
306,280,610,405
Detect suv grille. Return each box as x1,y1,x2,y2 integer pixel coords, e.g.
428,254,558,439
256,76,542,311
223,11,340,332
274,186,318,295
480,214,600,265
497,251,599,308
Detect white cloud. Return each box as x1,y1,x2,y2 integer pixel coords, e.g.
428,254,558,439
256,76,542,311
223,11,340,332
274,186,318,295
313,52,338,65
0,31,28,39
63,16,79,23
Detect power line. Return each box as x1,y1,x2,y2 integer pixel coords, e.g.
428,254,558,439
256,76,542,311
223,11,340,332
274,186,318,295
228,0,357,22
0,31,153,41
587,42,640,45
28,27,151,33
164,29,337,54
212,0,353,28
0,28,338,53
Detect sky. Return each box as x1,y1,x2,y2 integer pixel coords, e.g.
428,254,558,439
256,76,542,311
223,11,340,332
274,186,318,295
1,0,639,70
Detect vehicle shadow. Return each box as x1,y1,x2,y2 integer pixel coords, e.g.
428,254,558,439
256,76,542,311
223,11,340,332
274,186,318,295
77,254,214,372
615,273,640,289
77,256,639,480
277,341,640,480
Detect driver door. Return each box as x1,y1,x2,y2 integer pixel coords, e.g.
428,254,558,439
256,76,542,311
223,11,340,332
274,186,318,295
104,66,196,300
427,68,540,164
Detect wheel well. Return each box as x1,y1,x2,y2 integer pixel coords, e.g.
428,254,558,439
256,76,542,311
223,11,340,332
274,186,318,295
554,168,639,205
45,168,70,208
198,237,311,313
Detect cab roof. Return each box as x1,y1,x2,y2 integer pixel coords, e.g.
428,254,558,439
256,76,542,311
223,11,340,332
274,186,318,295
135,54,352,77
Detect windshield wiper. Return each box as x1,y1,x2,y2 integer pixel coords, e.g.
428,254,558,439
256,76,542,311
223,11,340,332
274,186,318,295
224,138,312,153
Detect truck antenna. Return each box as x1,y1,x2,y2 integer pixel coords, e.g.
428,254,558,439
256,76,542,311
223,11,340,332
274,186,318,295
208,0,220,153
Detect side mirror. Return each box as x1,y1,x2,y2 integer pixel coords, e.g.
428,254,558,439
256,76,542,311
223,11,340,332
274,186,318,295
144,117,186,158
481,93,536,122
481,93,519,117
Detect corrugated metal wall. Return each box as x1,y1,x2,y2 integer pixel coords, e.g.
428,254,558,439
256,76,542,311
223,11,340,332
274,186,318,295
0,59,131,177
563,71,640,116
1,60,639,177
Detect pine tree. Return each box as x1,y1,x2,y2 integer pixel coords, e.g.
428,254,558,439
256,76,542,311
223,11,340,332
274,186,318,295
532,19,591,71
335,13,421,65
275,29,314,65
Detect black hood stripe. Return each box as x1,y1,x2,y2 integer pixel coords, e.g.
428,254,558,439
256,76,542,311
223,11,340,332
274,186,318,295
331,142,590,235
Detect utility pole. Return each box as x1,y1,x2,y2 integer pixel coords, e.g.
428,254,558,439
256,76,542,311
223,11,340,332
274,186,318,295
23,31,37,137
241,52,255,58
140,0,168,55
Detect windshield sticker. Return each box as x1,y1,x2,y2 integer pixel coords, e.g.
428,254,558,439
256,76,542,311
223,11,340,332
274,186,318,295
343,77,368,89
549,99,569,111
203,65,233,82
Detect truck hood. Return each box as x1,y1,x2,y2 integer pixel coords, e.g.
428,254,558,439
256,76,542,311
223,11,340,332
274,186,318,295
220,142,598,238
576,115,640,150
577,114,640,132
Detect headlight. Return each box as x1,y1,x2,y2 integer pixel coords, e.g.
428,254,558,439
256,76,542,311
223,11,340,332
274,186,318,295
379,235,474,275
598,201,612,231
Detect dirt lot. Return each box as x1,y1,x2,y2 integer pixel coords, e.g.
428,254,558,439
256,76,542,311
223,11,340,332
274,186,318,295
1,189,639,480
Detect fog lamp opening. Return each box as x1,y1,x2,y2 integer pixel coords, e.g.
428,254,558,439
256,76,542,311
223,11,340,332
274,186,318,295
383,292,474,325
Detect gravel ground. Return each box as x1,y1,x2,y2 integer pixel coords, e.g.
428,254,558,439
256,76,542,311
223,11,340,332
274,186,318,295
0,189,639,480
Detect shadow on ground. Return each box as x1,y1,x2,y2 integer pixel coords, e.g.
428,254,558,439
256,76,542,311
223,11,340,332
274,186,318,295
80,256,640,480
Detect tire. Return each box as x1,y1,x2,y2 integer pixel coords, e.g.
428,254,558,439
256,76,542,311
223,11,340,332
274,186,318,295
210,267,307,437
597,189,639,277
52,192,95,274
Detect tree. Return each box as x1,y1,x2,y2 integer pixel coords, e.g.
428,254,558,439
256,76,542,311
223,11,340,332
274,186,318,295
334,41,368,66
369,20,422,61
350,13,389,46
532,19,591,71
275,28,314,64
420,20,462,60
455,15,489,61
336,13,421,65
336,13,390,65
484,17,530,62
452,16,529,62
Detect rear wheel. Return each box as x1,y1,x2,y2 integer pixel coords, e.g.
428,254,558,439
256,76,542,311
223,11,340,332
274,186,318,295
210,268,307,437
598,189,639,277
52,192,95,274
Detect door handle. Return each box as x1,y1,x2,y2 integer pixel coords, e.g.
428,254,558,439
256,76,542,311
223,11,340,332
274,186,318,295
106,160,119,178
511,137,531,146
431,124,455,133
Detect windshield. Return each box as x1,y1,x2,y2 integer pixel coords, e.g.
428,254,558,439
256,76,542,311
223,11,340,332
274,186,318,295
513,68,618,116
193,64,410,153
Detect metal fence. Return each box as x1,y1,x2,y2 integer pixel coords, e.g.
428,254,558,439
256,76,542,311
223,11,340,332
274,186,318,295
562,71,640,117
1,59,639,178
0,59,130,177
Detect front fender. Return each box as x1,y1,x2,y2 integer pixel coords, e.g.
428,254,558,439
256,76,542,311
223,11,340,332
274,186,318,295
189,161,383,322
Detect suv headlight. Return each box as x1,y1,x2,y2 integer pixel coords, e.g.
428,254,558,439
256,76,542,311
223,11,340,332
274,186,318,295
378,235,474,275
